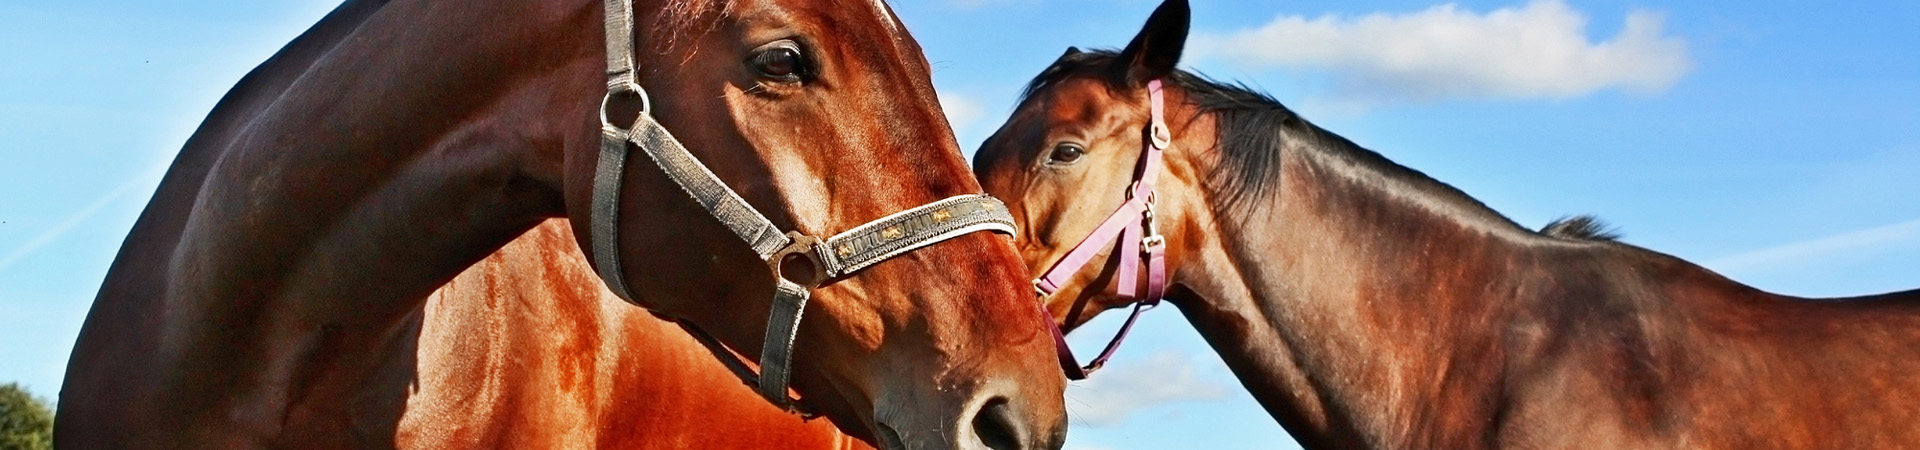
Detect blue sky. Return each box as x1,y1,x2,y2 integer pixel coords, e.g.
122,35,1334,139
2,1,1915,449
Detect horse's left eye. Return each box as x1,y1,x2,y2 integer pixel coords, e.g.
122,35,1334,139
1048,143,1085,165
748,41,807,82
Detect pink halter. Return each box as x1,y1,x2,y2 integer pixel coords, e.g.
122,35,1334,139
1033,79,1170,380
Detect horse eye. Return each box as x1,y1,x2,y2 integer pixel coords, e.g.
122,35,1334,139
1048,143,1085,164
748,41,807,82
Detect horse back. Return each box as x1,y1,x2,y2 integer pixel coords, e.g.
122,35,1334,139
1514,248,1920,449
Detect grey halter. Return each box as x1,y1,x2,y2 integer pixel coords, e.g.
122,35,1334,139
592,0,1016,415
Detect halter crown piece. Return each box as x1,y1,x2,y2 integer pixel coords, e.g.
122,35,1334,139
1032,79,1171,380
592,0,1016,415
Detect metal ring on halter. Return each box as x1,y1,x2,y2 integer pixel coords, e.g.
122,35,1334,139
599,79,652,131
768,231,828,288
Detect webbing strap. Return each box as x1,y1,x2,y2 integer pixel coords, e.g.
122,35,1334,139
1032,192,1149,295
595,0,806,413
602,0,632,82
599,78,809,413
590,0,1017,415
627,114,790,258
592,0,638,303
757,279,810,402
599,0,784,263
592,120,638,301
822,195,1016,277
673,316,818,417
1034,79,1173,380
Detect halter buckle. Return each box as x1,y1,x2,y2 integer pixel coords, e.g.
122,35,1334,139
1141,234,1165,249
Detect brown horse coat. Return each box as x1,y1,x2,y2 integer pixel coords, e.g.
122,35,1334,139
57,0,1067,448
975,1,1920,448
402,220,866,449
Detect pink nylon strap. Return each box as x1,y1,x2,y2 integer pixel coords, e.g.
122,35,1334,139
1037,79,1171,380
1033,199,1148,294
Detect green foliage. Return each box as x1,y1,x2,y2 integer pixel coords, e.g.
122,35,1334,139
0,383,54,450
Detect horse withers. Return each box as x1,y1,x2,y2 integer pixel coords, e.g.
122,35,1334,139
975,0,1920,448
58,0,1066,448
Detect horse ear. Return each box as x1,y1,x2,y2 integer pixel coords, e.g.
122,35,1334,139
1061,46,1082,59
1112,0,1190,87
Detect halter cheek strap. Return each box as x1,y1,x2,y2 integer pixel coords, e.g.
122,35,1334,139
594,0,1017,415
1033,79,1170,380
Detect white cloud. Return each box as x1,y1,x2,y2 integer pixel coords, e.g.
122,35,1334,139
938,92,984,136
1706,217,1920,274
1191,0,1692,103
1065,351,1231,427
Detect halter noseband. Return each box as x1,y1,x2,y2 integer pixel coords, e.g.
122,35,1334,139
1032,79,1171,381
592,0,1017,415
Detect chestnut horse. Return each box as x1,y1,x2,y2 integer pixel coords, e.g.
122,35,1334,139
975,1,1920,448
57,0,1067,448
402,219,866,449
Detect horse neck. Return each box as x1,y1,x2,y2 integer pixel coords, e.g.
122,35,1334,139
1168,120,1570,447
73,0,597,437
173,0,589,316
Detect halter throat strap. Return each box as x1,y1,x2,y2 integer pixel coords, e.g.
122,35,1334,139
591,0,1016,414
1032,79,1171,380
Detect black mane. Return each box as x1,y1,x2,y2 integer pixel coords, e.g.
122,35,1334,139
1541,215,1622,242
1017,49,1517,229
1015,49,1639,244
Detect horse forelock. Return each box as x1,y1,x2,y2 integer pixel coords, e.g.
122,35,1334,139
642,0,725,56
1013,49,1295,211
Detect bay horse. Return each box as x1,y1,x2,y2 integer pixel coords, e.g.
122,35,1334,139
974,1,1920,448
57,0,1067,448
402,219,866,449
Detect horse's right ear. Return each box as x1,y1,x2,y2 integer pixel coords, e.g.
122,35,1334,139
1060,46,1083,60
1112,0,1190,87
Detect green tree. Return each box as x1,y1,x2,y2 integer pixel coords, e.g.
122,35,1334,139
0,383,53,450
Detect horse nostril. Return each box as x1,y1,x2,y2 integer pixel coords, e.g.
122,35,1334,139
972,397,1028,450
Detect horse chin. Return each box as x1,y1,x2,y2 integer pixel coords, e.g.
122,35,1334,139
1052,290,1133,332
874,421,907,450
864,381,1061,450
867,396,962,450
